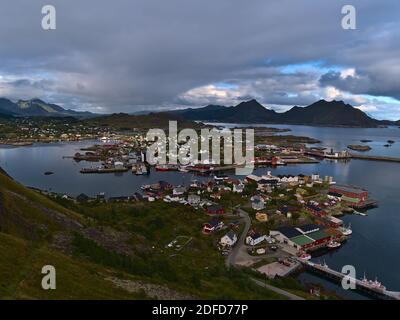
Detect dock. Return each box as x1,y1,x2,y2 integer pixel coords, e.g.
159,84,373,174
298,259,400,300
80,167,129,174
350,153,400,163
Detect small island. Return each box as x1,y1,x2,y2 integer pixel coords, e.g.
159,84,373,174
347,145,372,152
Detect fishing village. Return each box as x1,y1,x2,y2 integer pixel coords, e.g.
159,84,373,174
32,131,398,300
2,115,399,299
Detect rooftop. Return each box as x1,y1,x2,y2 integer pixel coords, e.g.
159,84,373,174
296,224,321,234
276,226,302,238
290,235,314,246
307,230,330,241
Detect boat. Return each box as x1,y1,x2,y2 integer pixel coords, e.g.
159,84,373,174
155,164,170,171
44,171,54,175
361,273,386,290
298,252,312,261
214,175,228,181
354,210,368,216
133,163,148,175
178,165,189,172
327,240,341,249
136,165,143,175
339,223,352,236
155,164,178,171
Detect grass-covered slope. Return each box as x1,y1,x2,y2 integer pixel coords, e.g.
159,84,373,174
0,168,284,300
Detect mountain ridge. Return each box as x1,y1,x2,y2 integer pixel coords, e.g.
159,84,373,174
0,97,95,118
167,99,387,127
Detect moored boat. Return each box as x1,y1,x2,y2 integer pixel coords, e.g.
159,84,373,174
339,223,352,236
298,252,312,261
214,175,228,181
327,240,341,249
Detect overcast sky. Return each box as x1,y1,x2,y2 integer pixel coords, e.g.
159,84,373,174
0,0,399,119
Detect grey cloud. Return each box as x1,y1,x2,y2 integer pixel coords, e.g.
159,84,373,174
0,0,399,114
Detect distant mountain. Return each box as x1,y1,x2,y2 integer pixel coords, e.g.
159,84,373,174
170,99,279,123
168,99,383,127
280,100,379,127
0,97,95,118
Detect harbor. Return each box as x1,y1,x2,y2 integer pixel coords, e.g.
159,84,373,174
299,259,400,300
1,125,400,298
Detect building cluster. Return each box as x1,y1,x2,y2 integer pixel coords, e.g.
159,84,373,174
270,224,343,252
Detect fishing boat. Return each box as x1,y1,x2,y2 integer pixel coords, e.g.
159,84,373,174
214,175,228,181
339,223,353,236
361,273,386,291
298,252,312,261
178,165,189,172
155,164,170,171
327,240,341,249
354,210,368,216
155,164,178,171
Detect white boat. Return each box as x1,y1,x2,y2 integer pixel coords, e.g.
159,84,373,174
340,223,353,236
361,273,386,290
355,210,368,216
298,253,312,261
135,163,147,175
214,175,228,181
327,240,341,249
178,166,189,172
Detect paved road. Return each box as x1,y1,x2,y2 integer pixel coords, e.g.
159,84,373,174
225,208,251,268
226,208,305,300
251,278,305,300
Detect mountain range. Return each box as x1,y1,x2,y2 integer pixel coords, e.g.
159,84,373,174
0,98,94,118
1,96,397,128
168,99,388,127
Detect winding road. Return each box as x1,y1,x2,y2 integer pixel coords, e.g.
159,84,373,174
225,208,251,268
226,208,305,300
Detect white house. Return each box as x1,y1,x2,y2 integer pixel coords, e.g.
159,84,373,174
114,161,124,169
246,233,266,246
203,219,224,234
233,183,245,193
220,231,238,247
187,194,201,206
173,186,187,196
311,174,320,181
251,195,266,211
246,174,262,183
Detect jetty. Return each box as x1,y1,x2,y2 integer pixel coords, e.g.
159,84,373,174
350,153,400,163
298,259,400,300
80,167,129,174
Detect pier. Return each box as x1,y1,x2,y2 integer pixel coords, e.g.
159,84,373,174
298,259,400,300
350,153,400,163
80,167,129,174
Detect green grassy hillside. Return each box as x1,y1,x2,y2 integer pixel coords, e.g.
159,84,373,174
0,169,284,300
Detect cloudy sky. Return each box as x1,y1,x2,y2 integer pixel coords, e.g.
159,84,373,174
0,0,399,119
